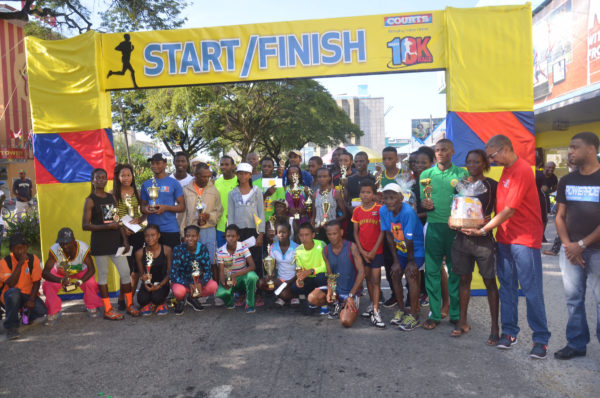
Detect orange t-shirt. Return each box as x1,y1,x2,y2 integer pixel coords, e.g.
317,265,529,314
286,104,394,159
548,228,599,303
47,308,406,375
0,253,43,303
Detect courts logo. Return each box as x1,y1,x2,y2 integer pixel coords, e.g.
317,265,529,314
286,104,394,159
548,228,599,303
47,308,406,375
386,36,433,68
384,14,432,27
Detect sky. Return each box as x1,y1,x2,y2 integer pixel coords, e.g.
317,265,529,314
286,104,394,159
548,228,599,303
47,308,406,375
177,0,542,140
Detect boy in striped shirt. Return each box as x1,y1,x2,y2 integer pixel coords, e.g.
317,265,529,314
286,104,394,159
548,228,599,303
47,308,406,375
215,224,259,313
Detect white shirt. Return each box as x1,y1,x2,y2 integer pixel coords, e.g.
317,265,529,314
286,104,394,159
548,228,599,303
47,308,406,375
170,173,194,188
270,240,298,281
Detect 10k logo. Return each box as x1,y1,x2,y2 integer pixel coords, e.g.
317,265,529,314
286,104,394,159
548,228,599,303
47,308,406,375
387,36,433,68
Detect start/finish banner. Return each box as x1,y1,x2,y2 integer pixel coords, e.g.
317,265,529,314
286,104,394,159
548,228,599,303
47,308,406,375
100,11,446,90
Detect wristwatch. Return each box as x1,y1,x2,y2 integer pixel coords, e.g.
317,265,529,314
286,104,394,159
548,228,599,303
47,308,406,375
479,228,488,236
348,293,354,299
578,240,586,249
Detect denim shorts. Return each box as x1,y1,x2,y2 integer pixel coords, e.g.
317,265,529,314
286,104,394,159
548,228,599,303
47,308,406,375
397,255,425,271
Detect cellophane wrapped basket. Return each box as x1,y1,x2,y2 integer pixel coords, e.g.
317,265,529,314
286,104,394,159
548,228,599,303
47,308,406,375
448,178,487,229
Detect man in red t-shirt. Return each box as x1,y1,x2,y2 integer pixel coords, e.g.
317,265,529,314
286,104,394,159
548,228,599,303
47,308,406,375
463,135,550,359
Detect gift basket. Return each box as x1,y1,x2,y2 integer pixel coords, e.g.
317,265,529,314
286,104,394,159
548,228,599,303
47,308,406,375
448,178,487,229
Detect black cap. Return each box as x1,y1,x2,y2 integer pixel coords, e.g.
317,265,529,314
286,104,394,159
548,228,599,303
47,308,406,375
147,153,167,163
56,227,75,244
9,233,28,247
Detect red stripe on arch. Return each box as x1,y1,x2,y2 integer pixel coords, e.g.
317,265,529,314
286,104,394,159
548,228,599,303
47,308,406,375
34,158,59,184
58,129,115,179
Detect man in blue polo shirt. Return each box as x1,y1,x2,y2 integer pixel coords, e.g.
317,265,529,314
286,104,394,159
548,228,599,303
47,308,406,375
141,153,186,248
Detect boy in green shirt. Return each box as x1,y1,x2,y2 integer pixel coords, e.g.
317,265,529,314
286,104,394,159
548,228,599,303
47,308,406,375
420,139,468,329
214,156,237,248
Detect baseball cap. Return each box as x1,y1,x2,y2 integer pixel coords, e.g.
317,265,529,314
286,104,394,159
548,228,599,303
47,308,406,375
236,162,253,173
9,233,28,247
381,183,402,194
288,150,302,158
147,153,167,163
56,227,75,243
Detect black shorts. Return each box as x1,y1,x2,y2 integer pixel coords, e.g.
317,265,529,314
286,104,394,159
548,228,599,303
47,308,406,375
451,233,496,279
160,232,182,249
364,253,384,269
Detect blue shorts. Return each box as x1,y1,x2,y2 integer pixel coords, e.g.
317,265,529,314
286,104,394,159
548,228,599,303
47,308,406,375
364,253,384,269
397,255,425,271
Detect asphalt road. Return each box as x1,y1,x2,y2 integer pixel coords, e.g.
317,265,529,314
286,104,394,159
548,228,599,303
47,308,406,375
1,221,599,398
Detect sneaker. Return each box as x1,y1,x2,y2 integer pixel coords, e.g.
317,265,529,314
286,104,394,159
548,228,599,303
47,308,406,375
174,300,185,315
245,305,256,314
199,296,214,306
214,298,225,307
254,295,265,307
320,305,330,315
225,303,235,310
103,308,124,320
390,309,406,326
6,328,19,340
140,304,155,316
86,308,98,318
186,297,205,312
45,312,62,326
370,310,386,329
290,298,300,306
126,305,140,317
530,343,548,359
399,314,421,331
383,297,397,308
554,345,586,360
274,298,285,308
155,304,168,316
328,303,341,320
497,334,518,349
361,304,373,318
419,294,429,307
117,299,126,311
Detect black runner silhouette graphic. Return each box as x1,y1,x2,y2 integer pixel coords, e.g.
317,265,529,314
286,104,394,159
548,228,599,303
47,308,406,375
107,34,138,88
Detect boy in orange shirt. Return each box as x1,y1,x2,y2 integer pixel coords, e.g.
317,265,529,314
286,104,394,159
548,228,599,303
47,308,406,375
0,234,47,340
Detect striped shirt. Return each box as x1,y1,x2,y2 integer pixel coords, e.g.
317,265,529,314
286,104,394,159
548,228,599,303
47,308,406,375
116,193,142,218
49,240,90,273
216,242,251,273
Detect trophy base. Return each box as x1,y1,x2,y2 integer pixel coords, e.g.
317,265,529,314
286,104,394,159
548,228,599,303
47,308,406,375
294,214,300,220
267,281,275,290
63,284,77,292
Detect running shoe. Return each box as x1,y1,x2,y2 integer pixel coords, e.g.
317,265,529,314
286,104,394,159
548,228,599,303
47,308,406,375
530,343,548,359
399,314,421,331
126,305,140,317
186,297,204,312
174,300,185,315
86,308,98,318
419,294,429,307
328,303,340,320
290,298,300,306
274,298,285,308
361,304,373,318
155,303,168,316
214,298,225,306
390,309,406,326
320,305,330,315
245,305,256,314
383,297,397,308
497,334,518,349
370,310,386,329
45,312,62,326
103,308,124,320
140,304,155,316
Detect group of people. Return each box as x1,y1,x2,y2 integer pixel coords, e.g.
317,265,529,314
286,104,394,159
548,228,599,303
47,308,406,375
1,133,599,363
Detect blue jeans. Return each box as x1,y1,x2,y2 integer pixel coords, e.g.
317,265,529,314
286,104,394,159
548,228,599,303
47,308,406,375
559,247,600,351
3,288,47,329
199,227,217,264
497,243,550,344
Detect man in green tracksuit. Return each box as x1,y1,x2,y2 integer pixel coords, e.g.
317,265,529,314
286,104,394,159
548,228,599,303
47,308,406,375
420,139,468,330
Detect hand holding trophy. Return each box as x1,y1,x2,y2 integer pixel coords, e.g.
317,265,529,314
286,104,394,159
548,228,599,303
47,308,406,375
147,177,160,211
58,246,77,292
145,250,154,285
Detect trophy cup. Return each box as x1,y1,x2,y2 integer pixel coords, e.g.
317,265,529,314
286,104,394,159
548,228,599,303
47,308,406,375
375,172,382,190
328,273,340,301
191,260,203,298
196,195,206,220
268,215,276,232
124,194,134,217
58,246,77,292
321,190,331,227
224,259,234,288
291,174,302,220
340,165,348,185
420,178,433,199
145,250,154,285
263,244,276,290
293,254,304,288
304,188,313,217
147,177,160,210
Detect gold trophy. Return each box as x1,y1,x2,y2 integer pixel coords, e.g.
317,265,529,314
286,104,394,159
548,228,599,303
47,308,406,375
293,254,304,288
304,188,313,217
340,164,348,185
191,260,203,298
147,177,160,210
124,194,134,217
224,259,234,288
58,246,78,292
420,178,433,200
290,174,302,220
321,190,331,227
145,250,154,285
263,244,276,290
268,215,276,232
328,273,340,301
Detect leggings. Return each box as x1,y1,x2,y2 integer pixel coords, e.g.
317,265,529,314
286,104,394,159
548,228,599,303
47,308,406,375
137,284,170,307
94,255,131,285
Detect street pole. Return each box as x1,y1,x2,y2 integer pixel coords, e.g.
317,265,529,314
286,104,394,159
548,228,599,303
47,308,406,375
118,100,132,165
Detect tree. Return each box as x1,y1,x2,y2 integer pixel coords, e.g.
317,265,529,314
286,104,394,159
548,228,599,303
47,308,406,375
205,80,362,161
114,138,154,186
135,86,218,159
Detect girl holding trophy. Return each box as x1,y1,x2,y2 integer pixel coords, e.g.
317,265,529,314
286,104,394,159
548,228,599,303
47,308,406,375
112,163,147,311
311,168,346,244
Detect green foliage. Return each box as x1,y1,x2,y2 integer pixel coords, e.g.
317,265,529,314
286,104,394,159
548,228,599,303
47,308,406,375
24,20,64,40
3,210,40,246
100,0,188,32
114,138,154,187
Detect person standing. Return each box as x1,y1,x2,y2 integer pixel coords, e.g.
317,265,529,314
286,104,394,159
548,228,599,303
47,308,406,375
214,156,238,248
82,168,137,320
170,152,194,188
181,162,223,274
420,139,468,330
282,150,313,187
463,135,550,359
246,152,262,182
140,153,185,248
12,169,33,215
553,132,600,360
